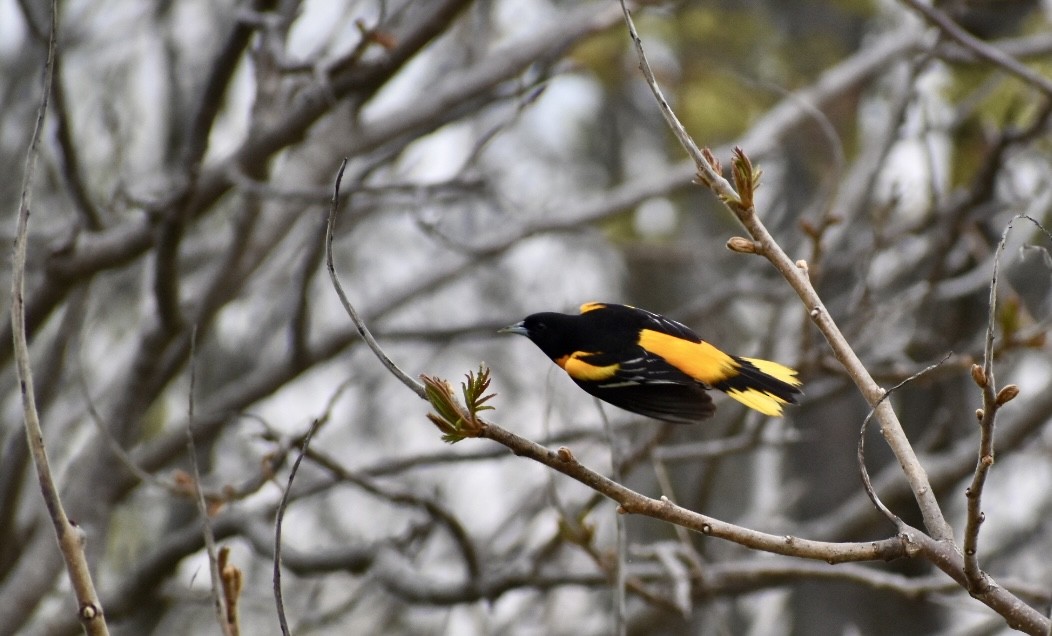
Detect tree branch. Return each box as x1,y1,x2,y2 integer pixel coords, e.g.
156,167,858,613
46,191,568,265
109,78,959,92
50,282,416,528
184,329,232,636
9,2,108,633
964,216,1049,590
900,0,1052,96
479,423,906,563
619,0,955,543
274,418,320,636
324,159,427,399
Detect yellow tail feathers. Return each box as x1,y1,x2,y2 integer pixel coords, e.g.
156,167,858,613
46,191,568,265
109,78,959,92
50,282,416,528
741,357,802,387
723,357,803,417
724,387,793,417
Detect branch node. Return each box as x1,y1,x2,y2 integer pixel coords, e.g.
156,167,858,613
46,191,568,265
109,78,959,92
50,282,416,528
898,532,921,557
975,408,984,421
557,446,576,463
80,604,100,620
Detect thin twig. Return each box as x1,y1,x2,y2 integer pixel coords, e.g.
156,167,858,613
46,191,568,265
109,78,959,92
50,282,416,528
654,428,805,462
76,347,172,492
305,446,482,581
324,158,427,399
964,215,1052,592
858,354,951,530
596,401,626,636
650,457,704,574
270,379,350,635
618,0,735,202
900,0,1052,97
274,417,322,636
185,328,233,636
10,2,109,633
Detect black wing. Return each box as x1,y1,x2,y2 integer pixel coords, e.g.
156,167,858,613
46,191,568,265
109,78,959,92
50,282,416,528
575,378,715,423
568,348,715,423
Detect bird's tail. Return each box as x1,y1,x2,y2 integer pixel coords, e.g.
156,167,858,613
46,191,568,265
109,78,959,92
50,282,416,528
713,357,803,416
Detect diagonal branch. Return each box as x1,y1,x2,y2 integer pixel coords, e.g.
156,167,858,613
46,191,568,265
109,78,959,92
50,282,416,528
900,0,1052,97
619,0,955,543
858,355,951,530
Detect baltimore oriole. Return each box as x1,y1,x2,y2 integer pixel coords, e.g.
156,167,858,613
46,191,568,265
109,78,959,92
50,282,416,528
502,302,802,423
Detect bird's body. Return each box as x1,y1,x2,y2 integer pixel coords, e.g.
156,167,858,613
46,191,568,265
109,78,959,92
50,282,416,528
502,302,802,423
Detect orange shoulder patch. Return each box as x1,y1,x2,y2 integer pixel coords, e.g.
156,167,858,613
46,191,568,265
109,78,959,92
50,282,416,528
556,352,620,381
579,302,606,314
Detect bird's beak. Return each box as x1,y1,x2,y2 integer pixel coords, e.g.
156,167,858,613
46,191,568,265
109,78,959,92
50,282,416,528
499,321,528,336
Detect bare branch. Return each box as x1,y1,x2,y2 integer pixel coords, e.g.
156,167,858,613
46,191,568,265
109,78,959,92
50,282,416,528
905,527,1050,635
620,0,954,543
184,328,233,636
9,2,108,633
479,421,906,563
900,0,1052,96
858,354,951,530
964,215,1052,590
304,447,482,582
325,159,427,399
613,6,1052,632
618,0,736,203
274,417,321,636
597,403,627,636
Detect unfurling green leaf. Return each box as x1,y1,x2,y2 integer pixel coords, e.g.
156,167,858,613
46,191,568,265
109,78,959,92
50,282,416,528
731,147,761,210
421,365,496,444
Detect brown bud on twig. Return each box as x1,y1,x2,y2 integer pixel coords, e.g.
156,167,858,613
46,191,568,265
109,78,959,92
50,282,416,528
995,384,1019,406
726,236,758,254
975,408,984,420
702,147,722,174
970,364,987,388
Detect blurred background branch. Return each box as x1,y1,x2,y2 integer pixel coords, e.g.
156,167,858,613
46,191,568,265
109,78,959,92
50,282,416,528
2,0,1051,634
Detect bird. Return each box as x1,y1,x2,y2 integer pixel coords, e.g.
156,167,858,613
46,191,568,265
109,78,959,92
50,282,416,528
501,302,802,423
